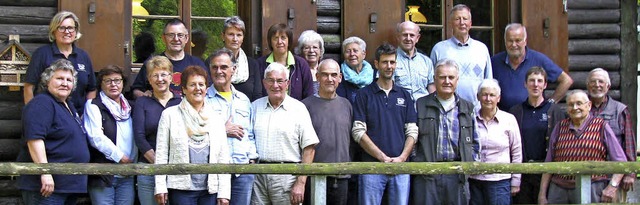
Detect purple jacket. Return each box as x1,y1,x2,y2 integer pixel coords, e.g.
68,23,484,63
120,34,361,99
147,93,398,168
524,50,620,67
256,55,314,101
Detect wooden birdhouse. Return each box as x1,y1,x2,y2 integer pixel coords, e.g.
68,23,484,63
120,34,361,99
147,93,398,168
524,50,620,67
0,35,30,90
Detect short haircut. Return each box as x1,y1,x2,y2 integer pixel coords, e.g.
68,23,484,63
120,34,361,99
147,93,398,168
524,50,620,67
146,56,173,77
97,65,126,90
588,68,611,86
223,16,246,33
396,21,421,33
263,63,289,79
566,89,589,101
434,58,460,74
163,18,187,34
266,23,293,52
207,47,236,68
342,36,366,53
48,11,82,42
295,30,325,58
449,4,471,19
40,59,77,91
374,43,396,61
477,79,501,96
525,66,547,83
504,23,527,40
180,65,209,88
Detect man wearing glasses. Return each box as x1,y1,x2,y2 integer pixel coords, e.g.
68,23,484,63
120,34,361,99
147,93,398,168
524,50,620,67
132,18,207,98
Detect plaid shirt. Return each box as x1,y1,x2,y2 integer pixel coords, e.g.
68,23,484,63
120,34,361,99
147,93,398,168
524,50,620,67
436,101,480,161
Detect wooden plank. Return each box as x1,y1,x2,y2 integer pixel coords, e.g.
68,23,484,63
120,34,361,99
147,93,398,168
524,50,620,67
317,16,340,34
0,101,22,120
0,197,21,205
0,120,20,140
568,71,620,89
0,139,20,161
567,0,620,9
0,0,57,7
568,24,620,39
577,175,592,203
0,6,56,25
310,176,327,205
0,24,49,43
619,0,637,135
568,9,620,24
568,39,620,54
317,0,340,17
544,90,620,100
322,34,341,53
569,55,620,71
522,1,569,71
0,180,18,197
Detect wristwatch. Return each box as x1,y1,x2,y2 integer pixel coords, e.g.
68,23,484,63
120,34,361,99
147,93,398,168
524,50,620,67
610,180,619,188
548,99,556,104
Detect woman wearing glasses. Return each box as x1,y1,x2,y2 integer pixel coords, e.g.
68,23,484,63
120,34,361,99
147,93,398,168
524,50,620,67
24,11,97,116
84,65,137,205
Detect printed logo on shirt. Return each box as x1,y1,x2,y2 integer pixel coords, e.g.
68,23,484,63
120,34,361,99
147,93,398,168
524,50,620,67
541,113,548,122
77,64,86,72
396,98,406,107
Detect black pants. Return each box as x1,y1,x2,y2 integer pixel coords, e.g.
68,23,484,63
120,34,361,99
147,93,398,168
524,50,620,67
512,174,542,204
303,176,349,205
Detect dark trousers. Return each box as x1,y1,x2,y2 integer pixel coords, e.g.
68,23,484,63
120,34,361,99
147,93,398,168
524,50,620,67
168,189,216,205
469,178,511,205
304,176,349,205
512,174,541,204
410,174,469,205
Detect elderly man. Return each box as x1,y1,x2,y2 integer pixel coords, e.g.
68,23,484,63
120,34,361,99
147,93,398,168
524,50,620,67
251,63,319,205
133,18,207,97
336,36,376,105
492,23,573,111
352,43,418,205
301,59,352,205
394,21,435,101
430,4,492,106
508,66,566,204
587,68,636,197
411,58,480,205
538,90,627,204
204,48,258,205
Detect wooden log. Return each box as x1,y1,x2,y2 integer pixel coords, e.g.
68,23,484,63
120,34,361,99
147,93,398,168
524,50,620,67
0,180,18,197
0,24,49,43
0,120,20,140
568,9,620,24
568,39,620,54
322,34,341,53
0,197,21,205
0,87,24,101
317,0,340,17
0,101,22,120
568,71,620,89
0,161,637,176
0,0,56,7
543,90,620,101
317,16,340,34
567,0,620,9
568,24,620,39
323,53,340,63
0,6,56,25
0,139,20,161
568,54,620,71
620,0,637,133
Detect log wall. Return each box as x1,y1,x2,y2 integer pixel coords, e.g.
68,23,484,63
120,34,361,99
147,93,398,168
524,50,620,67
316,0,341,62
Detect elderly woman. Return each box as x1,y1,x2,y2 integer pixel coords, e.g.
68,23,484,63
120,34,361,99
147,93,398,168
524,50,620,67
17,59,90,205
133,56,182,205
469,79,522,205
84,65,137,205
155,66,231,205
295,30,324,94
257,23,314,100
336,36,375,104
219,16,262,101
24,11,96,116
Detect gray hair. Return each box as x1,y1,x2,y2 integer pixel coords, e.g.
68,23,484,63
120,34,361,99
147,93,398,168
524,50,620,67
434,58,460,74
48,11,82,42
223,16,246,33
342,36,366,53
208,47,237,66
295,30,325,58
477,79,501,96
263,63,289,79
40,59,77,92
449,4,471,20
505,23,527,40
566,89,589,101
588,68,611,86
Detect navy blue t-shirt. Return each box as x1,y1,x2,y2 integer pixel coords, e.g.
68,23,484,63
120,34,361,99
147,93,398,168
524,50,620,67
491,48,563,111
519,100,554,161
132,95,181,163
25,44,97,116
17,92,90,193
353,83,417,162
132,53,207,96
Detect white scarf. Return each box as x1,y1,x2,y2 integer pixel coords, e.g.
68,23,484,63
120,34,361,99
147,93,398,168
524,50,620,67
231,49,250,84
178,98,213,142
99,91,131,121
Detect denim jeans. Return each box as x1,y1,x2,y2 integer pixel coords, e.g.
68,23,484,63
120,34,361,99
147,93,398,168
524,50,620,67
137,175,158,205
469,178,511,205
168,189,217,205
231,174,254,205
22,190,78,205
88,176,135,205
358,174,409,205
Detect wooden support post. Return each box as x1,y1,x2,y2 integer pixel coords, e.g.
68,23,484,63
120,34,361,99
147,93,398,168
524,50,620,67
311,176,326,205
576,174,591,204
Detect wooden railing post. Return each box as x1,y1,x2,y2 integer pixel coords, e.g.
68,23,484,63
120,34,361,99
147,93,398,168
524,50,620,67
310,175,326,205
576,174,591,203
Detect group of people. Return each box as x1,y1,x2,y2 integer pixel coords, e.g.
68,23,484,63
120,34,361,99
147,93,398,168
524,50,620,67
15,4,636,205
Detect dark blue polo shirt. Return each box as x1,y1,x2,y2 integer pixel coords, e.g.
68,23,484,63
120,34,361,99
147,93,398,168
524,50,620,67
491,48,563,111
25,43,97,116
132,95,181,163
17,92,90,193
519,100,553,161
353,82,417,162
132,53,207,96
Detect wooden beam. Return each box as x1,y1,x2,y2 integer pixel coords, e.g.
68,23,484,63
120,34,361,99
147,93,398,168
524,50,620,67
567,0,620,9
619,0,637,137
0,101,22,120
0,0,56,7
0,6,56,25
569,39,620,55
568,9,620,24
568,70,620,89
569,54,620,71
568,24,620,39
317,0,340,17
0,120,21,140
0,24,49,43
317,16,340,34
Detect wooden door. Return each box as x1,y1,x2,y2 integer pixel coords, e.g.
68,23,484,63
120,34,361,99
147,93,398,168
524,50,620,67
343,0,404,63
261,0,317,56
59,0,132,72
522,0,568,71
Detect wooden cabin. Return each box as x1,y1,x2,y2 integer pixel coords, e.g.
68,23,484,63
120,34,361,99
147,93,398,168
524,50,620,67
0,0,636,203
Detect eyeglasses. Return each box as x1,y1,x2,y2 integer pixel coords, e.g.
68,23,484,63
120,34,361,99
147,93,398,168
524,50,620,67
164,33,187,39
57,26,76,33
567,101,588,108
151,72,170,79
103,78,123,85
265,78,288,85
302,45,320,52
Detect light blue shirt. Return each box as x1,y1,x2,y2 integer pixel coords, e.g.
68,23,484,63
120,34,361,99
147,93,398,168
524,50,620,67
84,99,137,163
205,85,258,164
395,48,434,101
